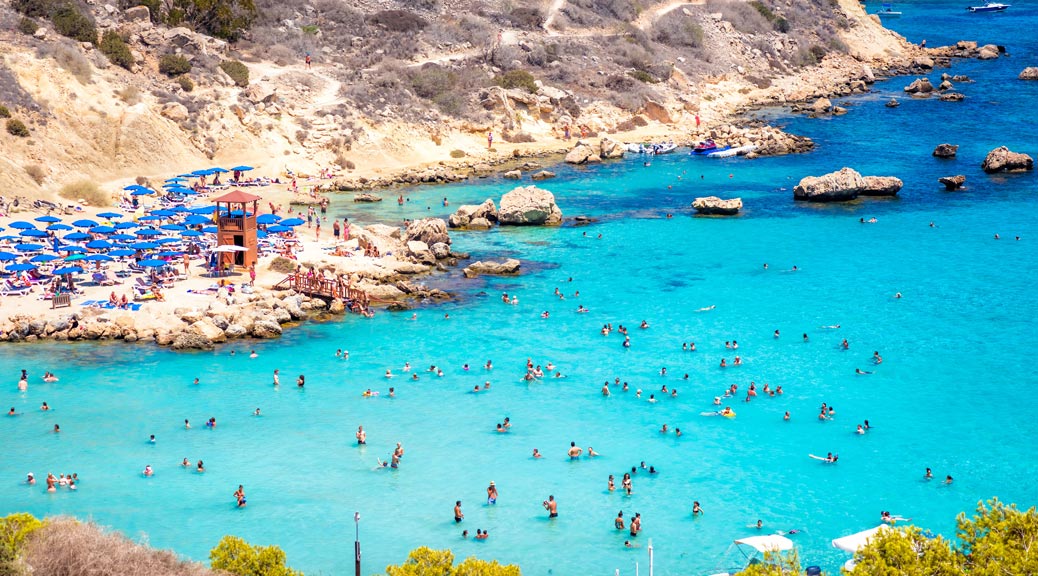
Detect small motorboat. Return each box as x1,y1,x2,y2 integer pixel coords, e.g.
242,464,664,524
876,3,901,16
647,142,678,155
692,139,720,154
967,2,1009,12
625,143,646,154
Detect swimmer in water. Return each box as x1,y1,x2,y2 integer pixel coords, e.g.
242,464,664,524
567,442,582,459
253,408,261,416
925,467,933,479
532,448,542,458
856,368,873,375
693,501,703,516
249,350,257,358
696,305,715,312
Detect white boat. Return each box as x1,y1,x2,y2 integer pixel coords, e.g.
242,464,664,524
967,2,1010,12
876,3,902,16
707,145,757,158
832,526,888,572
624,143,645,153
709,534,795,575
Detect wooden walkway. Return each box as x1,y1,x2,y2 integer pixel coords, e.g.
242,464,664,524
275,272,370,308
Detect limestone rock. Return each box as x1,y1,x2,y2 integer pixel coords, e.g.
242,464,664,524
978,44,999,60
171,329,215,350
353,193,381,202
811,98,832,114
191,318,226,343
933,143,958,158
692,196,742,215
123,5,150,21
1019,67,1038,80
467,217,491,230
938,80,954,91
244,83,277,104
503,169,522,180
564,141,595,164
463,259,521,278
981,146,1034,173
600,137,625,159
406,240,434,264
860,176,903,197
251,320,283,339
498,186,563,226
160,102,189,122
224,324,248,338
939,92,965,102
793,168,866,202
406,218,450,246
531,170,556,181
430,242,450,259
904,78,933,94
913,56,935,69
939,175,966,190
448,199,498,228
886,98,900,108
328,299,346,314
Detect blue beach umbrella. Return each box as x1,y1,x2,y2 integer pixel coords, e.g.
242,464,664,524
114,222,138,230
191,206,217,214
280,218,305,227
138,216,163,222
209,167,229,173
86,240,114,249
19,229,48,238
82,254,115,262
34,215,61,223
138,259,168,268
97,211,124,219
109,249,136,257
165,177,187,182
72,219,97,228
30,254,59,263
231,165,253,171
8,221,36,229
180,230,203,237
6,263,37,271
160,224,185,231
153,238,179,245
130,242,158,250
151,209,177,217
89,226,116,234
123,184,144,191
201,226,218,233
64,232,91,241
61,246,87,253
136,229,162,236
257,214,281,224
184,215,211,225
47,223,73,231
0,252,19,261
130,190,153,196
110,234,136,241
266,225,291,233
53,266,83,275
14,244,45,252
155,251,182,258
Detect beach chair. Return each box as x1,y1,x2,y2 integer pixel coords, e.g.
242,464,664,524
1,281,32,296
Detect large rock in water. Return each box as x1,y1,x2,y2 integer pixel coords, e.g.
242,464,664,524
600,137,625,159
565,141,595,164
498,186,563,225
860,176,903,197
1019,67,1038,80
405,218,450,245
463,259,521,278
981,146,1034,173
793,168,867,202
903,78,933,94
933,143,958,158
448,199,498,228
939,175,966,190
692,196,742,215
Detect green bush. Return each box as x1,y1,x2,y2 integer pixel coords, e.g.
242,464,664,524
209,535,301,576
450,149,466,158
369,9,427,32
100,30,134,70
386,547,520,576
0,105,9,118
164,0,256,41
6,119,30,137
510,7,544,29
652,16,704,48
774,17,790,33
494,69,538,94
220,60,249,87
177,75,194,92
52,4,97,44
10,0,57,18
809,44,827,62
628,69,657,84
749,1,777,22
0,513,43,572
159,53,192,76
17,16,39,35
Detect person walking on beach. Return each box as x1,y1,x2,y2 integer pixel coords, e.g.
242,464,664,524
333,220,341,241
487,130,493,149
248,265,256,286
544,495,558,518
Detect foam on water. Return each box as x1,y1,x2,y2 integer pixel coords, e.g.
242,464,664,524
3,6,1038,575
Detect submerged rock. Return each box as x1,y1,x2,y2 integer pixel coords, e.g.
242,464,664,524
982,146,1034,173
692,196,743,215
463,259,521,278
531,170,556,181
498,186,563,225
886,98,900,108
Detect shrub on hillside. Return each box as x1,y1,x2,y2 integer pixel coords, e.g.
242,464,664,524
159,54,192,76
6,119,30,137
450,149,466,158
705,0,771,34
51,4,97,44
24,164,46,184
118,85,141,104
177,75,194,92
17,16,39,35
369,10,427,33
39,43,92,83
10,0,57,18
59,180,109,206
0,105,9,118
628,69,658,84
652,16,704,48
100,30,134,70
509,7,544,30
219,60,249,87
493,69,538,94
209,535,301,576
164,0,256,41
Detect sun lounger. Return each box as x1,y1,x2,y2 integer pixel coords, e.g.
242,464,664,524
1,281,32,296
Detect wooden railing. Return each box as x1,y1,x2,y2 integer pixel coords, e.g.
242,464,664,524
274,273,370,308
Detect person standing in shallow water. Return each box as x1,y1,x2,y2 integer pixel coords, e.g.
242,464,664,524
544,495,558,518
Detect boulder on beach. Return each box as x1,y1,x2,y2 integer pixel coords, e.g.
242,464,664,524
600,137,625,159
448,199,498,228
565,141,595,164
939,175,966,190
933,143,958,158
498,186,563,226
793,168,867,202
1019,67,1038,80
904,77,933,94
463,259,521,278
405,218,450,246
860,176,903,197
692,196,743,215
981,146,1034,173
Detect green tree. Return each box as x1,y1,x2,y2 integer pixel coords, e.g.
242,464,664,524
957,498,1038,575
100,30,134,70
849,526,961,575
0,513,44,572
386,547,521,576
163,0,256,41
159,53,192,76
735,549,803,575
209,535,302,576
51,3,97,43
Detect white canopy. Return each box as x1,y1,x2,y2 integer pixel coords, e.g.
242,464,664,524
734,535,794,553
832,525,887,553
213,245,248,253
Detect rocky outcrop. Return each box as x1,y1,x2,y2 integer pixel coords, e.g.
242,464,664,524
939,175,966,190
498,186,563,226
977,44,1000,60
886,98,900,108
1020,67,1038,80
564,141,596,164
463,259,521,278
904,78,933,95
860,176,903,197
160,102,189,122
694,124,813,157
123,5,150,21
448,199,498,228
531,170,556,181
353,193,381,202
811,98,832,114
794,168,867,202
600,137,625,159
939,92,965,102
981,147,1034,173
692,197,742,215
503,169,522,180
405,218,450,246
933,144,958,158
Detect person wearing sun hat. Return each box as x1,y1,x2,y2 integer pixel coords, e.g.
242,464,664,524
487,481,498,505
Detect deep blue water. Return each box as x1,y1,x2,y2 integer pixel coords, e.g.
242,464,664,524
2,5,1037,576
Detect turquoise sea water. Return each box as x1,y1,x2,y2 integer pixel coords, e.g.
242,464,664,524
3,7,1038,576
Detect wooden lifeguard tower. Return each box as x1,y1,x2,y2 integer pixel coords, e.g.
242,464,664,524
212,189,261,269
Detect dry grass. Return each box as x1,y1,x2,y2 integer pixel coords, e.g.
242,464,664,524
23,164,45,185
58,180,110,206
22,518,214,576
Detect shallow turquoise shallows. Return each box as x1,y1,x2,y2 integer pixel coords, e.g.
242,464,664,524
3,6,1038,575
